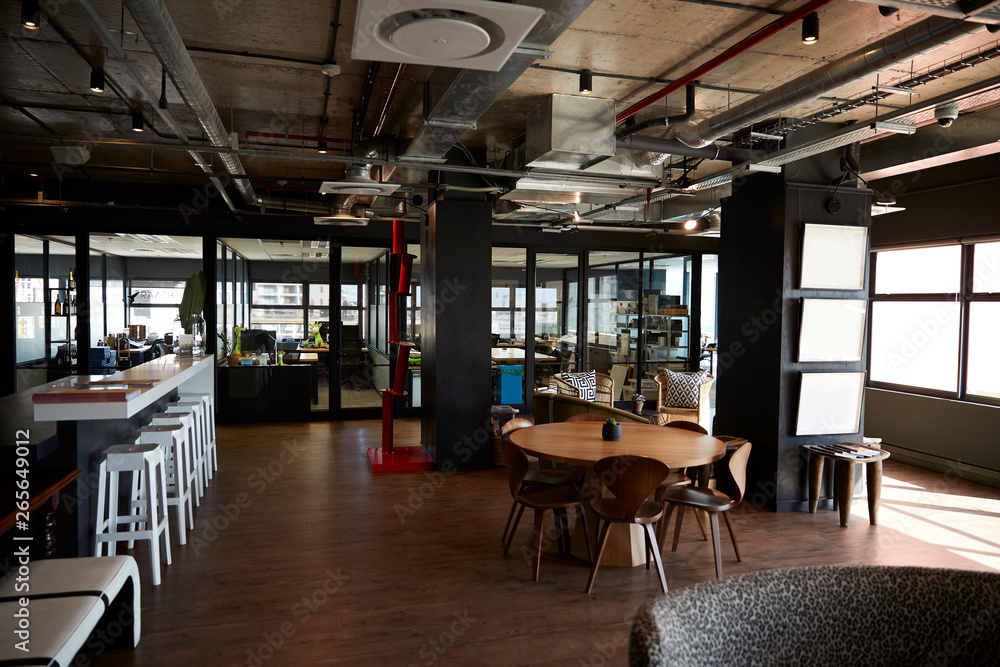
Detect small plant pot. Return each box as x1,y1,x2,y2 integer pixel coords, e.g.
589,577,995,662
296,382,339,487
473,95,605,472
631,400,645,415
602,423,622,441
227,353,240,367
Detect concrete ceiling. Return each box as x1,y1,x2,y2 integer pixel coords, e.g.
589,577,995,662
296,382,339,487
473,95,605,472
2,0,1000,229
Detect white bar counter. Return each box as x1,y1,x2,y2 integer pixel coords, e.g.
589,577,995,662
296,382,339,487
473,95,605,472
33,354,214,422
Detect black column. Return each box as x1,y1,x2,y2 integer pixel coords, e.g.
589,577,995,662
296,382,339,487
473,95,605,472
714,180,871,512
420,199,493,470
1,233,14,397
74,234,90,375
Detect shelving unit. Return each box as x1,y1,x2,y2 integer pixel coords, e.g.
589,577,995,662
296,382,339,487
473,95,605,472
44,285,77,379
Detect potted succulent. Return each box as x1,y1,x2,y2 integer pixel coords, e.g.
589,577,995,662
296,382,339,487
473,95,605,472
631,392,646,415
602,417,622,442
217,331,240,367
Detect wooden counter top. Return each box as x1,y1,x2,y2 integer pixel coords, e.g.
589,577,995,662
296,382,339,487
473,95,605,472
32,354,215,422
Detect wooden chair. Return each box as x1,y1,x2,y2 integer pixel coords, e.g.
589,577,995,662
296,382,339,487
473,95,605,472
653,372,714,432
565,413,609,422
657,442,752,579
500,419,582,546
586,456,670,594
662,420,708,487
501,440,593,581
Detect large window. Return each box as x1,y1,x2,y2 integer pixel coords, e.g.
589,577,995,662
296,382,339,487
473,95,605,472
869,242,1000,402
128,279,185,337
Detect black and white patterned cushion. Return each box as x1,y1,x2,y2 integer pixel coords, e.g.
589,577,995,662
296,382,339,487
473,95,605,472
661,370,708,408
561,371,597,402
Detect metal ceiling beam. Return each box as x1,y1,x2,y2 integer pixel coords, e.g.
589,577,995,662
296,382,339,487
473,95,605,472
120,0,257,206
398,0,595,161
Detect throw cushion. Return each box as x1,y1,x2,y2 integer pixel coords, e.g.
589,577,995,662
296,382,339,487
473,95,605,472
560,371,597,402
661,370,709,409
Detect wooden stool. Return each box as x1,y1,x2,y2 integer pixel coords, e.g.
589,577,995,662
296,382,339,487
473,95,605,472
805,444,891,527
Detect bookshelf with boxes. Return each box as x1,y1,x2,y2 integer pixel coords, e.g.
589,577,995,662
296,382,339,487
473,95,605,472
614,295,689,400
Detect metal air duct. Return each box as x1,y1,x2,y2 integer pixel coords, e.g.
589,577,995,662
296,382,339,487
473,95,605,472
123,0,257,205
665,16,985,148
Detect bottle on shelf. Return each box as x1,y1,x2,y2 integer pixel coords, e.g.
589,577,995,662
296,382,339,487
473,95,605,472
54,294,61,315
68,268,75,289
71,295,77,315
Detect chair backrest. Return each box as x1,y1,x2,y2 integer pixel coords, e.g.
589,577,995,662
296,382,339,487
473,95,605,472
726,442,752,504
500,438,531,498
593,373,614,406
653,372,714,410
566,413,609,422
500,417,534,438
663,420,708,434
593,456,670,522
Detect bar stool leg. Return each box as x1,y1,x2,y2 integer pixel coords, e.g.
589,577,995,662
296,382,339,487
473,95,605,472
808,454,824,514
867,459,883,526
836,459,855,528
94,460,108,557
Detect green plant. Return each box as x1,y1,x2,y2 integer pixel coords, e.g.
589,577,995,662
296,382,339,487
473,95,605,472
605,417,618,426
179,271,207,334
217,331,234,355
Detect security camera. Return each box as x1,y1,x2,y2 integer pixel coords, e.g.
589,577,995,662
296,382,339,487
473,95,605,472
934,102,959,128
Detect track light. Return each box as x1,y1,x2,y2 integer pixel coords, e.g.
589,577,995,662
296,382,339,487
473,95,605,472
878,6,898,17
90,68,105,93
131,112,144,132
21,0,41,29
317,141,328,154
802,12,819,45
683,218,699,230
573,209,581,222
579,69,593,95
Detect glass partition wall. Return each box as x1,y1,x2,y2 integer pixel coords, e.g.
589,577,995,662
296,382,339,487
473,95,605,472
492,247,528,406
534,252,579,390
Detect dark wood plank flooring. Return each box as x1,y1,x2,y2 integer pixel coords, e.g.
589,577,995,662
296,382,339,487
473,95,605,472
84,419,1000,666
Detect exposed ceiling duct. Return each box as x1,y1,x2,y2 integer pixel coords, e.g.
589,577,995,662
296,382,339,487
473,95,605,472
122,0,257,206
397,0,596,162
663,16,986,148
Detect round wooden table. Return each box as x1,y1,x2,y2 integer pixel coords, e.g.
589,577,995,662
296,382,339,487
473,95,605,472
509,422,726,568
509,421,726,469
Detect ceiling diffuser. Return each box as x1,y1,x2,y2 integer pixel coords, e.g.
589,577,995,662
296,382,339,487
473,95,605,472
351,0,544,72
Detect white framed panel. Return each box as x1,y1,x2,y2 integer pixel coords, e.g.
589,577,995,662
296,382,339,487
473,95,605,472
795,371,866,436
800,224,869,290
798,298,868,362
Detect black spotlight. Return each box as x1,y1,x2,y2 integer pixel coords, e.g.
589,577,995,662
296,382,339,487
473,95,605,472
317,141,328,154
90,68,105,93
579,69,593,95
131,112,144,132
878,6,899,17
802,12,819,45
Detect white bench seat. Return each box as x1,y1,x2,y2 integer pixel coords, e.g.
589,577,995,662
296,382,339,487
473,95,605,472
0,556,141,666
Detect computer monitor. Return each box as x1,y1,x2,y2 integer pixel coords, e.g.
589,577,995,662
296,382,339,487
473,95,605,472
242,329,277,353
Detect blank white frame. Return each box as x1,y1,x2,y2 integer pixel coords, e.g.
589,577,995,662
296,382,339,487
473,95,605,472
800,223,869,290
795,372,866,436
798,298,868,362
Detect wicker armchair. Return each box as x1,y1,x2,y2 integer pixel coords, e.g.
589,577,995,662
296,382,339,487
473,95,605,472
653,371,713,432
552,372,615,407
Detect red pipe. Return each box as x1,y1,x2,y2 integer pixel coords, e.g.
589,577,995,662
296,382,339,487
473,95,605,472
616,0,835,123
245,131,352,144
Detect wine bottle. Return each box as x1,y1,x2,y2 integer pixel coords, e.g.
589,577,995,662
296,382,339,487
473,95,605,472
54,294,61,315
71,295,77,315
68,269,75,289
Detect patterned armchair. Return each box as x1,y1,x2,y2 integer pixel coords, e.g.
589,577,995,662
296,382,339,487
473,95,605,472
552,372,615,407
653,371,713,432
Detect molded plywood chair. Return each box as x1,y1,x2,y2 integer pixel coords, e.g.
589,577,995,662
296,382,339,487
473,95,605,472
501,439,593,581
586,455,671,594
657,442,752,579
500,419,582,545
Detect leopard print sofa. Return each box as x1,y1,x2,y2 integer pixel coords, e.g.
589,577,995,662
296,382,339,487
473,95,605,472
629,565,1000,666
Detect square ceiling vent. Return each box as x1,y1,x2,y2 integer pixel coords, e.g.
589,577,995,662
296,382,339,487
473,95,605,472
352,0,544,72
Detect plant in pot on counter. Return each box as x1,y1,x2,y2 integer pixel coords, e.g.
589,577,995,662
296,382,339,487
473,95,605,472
630,393,646,415
218,331,240,367
602,417,622,442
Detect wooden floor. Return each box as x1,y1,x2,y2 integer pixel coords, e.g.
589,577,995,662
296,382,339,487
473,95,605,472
86,419,1000,666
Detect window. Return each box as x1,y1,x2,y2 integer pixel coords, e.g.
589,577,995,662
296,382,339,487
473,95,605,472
869,242,1000,403
127,279,185,338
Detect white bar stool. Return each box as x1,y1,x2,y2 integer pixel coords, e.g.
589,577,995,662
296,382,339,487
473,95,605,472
94,443,172,586
138,424,194,545
167,400,210,492
178,392,217,478
150,410,201,504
